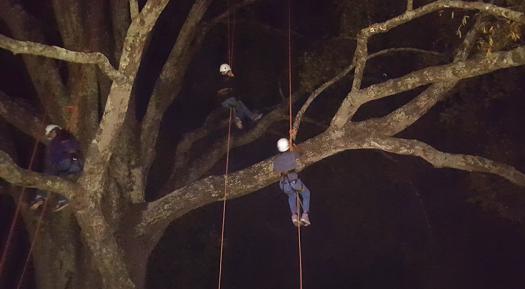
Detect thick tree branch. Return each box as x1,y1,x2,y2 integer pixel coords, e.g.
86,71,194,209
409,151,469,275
331,0,525,128
0,151,78,198
137,126,525,235
332,44,525,126
363,137,525,186
292,47,443,139
75,1,174,289
0,90,46,142
0,34,124,82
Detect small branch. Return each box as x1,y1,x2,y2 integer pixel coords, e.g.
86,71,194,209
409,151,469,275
331,44,525,126
0,34,124,82
129,0,139,19
292,47,443,139
0,150,78,198
363,137,525,186
331,0,525,128
407,0,414,11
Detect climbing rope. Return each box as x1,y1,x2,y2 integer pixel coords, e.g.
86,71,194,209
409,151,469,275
287,0,304,288
217,108,233,289
15,197,49,289
0,138,40,280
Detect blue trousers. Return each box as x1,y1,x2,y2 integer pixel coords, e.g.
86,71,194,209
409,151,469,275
36,158,83,202
221,97,258,122
279,175,310,214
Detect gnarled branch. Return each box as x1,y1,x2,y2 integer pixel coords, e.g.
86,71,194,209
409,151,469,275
137,126,525,236
0,34,124,82
363,137,525,186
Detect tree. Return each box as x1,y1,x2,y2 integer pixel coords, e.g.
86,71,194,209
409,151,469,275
0,0,524,288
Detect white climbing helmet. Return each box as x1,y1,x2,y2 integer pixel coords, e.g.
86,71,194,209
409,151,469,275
277,138,290,152
45,124,61,136
219,63,232,74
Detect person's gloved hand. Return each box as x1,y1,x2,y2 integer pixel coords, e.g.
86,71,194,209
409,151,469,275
217,88,233,96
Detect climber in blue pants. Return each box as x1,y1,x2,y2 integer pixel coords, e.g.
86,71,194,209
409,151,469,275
272,138,311,227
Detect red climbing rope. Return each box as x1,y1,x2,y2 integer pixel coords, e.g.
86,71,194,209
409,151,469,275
217,108,233,289
0,139,40,280
15,197,49,289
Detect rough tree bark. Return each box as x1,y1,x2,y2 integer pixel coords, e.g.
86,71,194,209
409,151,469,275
0,1,524,289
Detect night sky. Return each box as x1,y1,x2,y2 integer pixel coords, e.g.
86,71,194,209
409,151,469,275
1,0,525,289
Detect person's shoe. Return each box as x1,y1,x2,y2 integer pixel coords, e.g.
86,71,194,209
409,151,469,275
291,214,301,227
53,199,69,213
29,196,45,211
252,113,263,122
300,213,311,226
234,116,243,129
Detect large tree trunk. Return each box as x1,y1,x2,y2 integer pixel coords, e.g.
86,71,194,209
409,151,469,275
29,213,102,289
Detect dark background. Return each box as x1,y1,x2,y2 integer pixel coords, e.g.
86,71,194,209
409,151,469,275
1,0,525,288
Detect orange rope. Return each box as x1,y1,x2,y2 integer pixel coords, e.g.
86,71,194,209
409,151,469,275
15,197,49,289
217,108,233,289
288,0,303,288
0,139,40,280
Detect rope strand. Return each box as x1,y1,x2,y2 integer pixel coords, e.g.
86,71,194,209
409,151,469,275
15,197,49,289
0,137,40,280
217,108,233,289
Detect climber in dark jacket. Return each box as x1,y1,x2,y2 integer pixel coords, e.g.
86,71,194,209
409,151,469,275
217,63,262,129
30,124,84,212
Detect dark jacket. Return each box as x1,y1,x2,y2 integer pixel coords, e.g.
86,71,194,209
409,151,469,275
45,130,83,175
216,75,238,103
